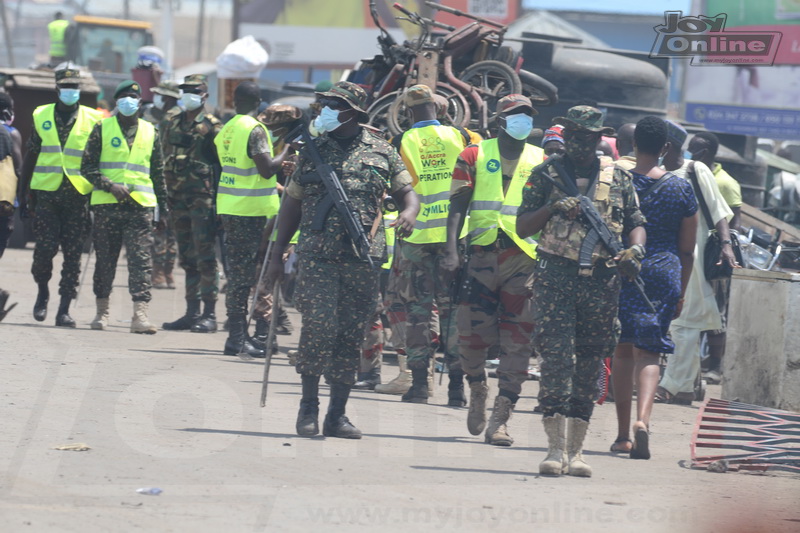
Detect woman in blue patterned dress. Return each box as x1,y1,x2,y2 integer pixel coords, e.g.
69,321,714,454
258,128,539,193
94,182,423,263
611,117,698,459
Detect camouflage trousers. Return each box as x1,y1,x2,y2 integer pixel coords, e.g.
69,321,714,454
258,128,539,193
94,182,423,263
151,219,177,267
31,185,90,299
394,240,459,371
171,200,219,303
360,289,384,373
385,259,407,353
220,215,266,319
457,246,535,397
532,252,621,422
294,256,379,385
92,204,154,302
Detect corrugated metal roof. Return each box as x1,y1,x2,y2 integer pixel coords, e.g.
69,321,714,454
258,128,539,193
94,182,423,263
507,10,608,48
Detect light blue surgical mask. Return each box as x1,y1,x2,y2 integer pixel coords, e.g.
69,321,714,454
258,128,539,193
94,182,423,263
313,106,343,134
502,114,534,140
180,93,203,111
153,94,164,110
58,88,80,106
117,97,140,117
683,150,694,160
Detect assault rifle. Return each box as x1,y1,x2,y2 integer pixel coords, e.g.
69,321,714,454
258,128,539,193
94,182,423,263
292,123,376,269
539,156,656,314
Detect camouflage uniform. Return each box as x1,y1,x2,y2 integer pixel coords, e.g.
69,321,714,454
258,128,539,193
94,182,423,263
286,128,412,385
161,100,221,304
82,116,167,303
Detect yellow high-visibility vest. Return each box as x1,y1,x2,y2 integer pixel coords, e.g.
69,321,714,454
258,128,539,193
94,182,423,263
48,19,69,57
214,114,278,217
400,124,464,244
383,210,397,269
90,117,157,207
468,138,543,259
30,104,103,194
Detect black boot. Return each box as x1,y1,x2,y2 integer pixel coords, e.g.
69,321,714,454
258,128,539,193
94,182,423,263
249,330,279,355
191,301,217,333
162,299,201,330
401,366,429,404
296,374,321,437
323,382,362,439
33,283,49,322
276,307,293,335
447,368,467,407
0,289,17,322
54,296,76,328
353,368,381,390
223,316,266,358
254,317,269,342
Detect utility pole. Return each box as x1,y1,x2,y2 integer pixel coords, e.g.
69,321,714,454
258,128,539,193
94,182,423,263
0,0,14,67
196,0,205,62
161,0,174,77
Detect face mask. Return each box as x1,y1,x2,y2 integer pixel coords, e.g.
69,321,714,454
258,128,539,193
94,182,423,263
683,150,694,160
502,114,533,140
657,155,665,167
565,137,597,161
59,88,80,106
314,106,343,134
180,93,203,111
117,97,140,117
1,109,13,125
153,94,164,110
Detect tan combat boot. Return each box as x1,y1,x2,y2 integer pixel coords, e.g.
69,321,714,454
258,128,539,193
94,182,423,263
131,301,157,334
90,298,110,330
485,395,514,446
540,413,568,476
151,263,167,289
566,417,592,477
374,354,411,395
164,262,176,289
466,380,489,435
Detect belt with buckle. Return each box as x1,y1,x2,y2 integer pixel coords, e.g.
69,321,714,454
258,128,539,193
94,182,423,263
537,251,616,276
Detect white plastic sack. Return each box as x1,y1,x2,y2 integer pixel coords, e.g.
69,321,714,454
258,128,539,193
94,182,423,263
216,35,269,79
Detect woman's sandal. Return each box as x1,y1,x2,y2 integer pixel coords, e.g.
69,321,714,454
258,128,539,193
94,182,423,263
630,424,651,460
610,438,633,453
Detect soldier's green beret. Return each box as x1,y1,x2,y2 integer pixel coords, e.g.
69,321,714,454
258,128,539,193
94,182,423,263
114,80,141,99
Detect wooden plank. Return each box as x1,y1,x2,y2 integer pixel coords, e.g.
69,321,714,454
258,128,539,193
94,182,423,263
741,203,800,243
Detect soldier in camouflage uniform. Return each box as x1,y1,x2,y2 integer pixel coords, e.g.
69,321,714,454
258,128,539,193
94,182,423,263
516,106,646,477
144,81,181,290
160,74,222,333
265,81,419,439
82,80,168,334
19,67,103,327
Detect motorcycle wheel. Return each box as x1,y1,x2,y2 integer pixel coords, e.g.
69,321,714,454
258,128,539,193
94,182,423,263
385,83,471,137
458,60,521,131
519,69,559,107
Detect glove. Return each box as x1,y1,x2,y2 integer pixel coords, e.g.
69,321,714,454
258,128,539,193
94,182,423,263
616,244,646,279
549,196,580,214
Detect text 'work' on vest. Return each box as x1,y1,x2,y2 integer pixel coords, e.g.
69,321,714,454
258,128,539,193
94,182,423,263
422,204,448,216
221,176,235,185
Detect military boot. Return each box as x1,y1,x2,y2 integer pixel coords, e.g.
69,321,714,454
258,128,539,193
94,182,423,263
90,298,110,330
276,307,293,335
191,301,217,333
164,262,176,289
151,263,167,289
131,301,158,334
296,374,321,437
54,296,76,328
485,395,515,446
467,377,489,435
223,316,265,358
162,299,201,331
254,317,269,343
375,354,411,395
566,417,592,477
401,366,429,403
323,382,362,439
0,289,17,322
540,414,568,476
33,283,49,322
447,368,467,407
353,368,381,390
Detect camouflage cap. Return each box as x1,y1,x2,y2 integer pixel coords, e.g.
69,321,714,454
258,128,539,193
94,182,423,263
55,68,81,86
261,104,303,128
316,81,368,114
404,84,434,107
114,80,141,99
151,81,180,99
179,74,208,90
553,105,614,135
496,94,537,115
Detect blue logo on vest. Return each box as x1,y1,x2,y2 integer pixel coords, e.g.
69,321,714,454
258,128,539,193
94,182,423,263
111,137,122,148
42,120,52,130
486,159,500,173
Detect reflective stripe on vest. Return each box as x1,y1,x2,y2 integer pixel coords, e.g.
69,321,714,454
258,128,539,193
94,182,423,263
91,117,157,207
214,114,278,217
31,104,103,194
401,125,463,244
468,138,543,259
48,20,69,56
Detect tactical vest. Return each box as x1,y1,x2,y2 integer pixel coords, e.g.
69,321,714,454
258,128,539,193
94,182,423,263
400,125,463,244
91,117,157,207
468,139,542,259
31,104,102,194
536,158,625,263
48,20,69,56
214,114,278,217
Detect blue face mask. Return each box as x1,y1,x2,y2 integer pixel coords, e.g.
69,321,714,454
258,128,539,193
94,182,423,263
502,114,533,140
313,106,343,134
117,97,140,117
683,150,694,160
58,88,80,106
